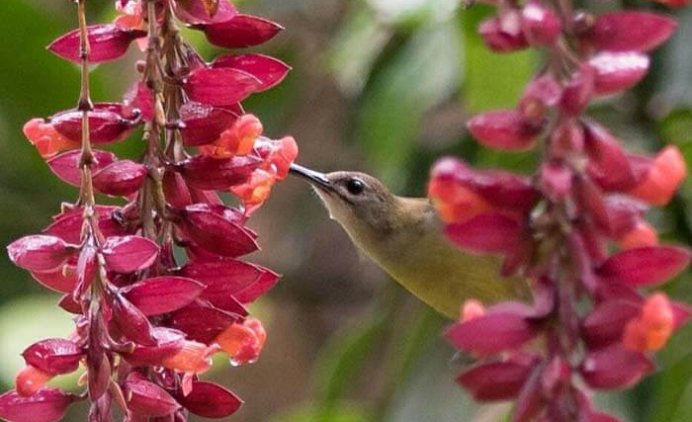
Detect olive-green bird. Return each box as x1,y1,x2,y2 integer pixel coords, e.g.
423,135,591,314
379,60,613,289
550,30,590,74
289,163,528,319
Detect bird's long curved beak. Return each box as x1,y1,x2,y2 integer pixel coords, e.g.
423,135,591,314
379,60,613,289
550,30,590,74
289,163,331,189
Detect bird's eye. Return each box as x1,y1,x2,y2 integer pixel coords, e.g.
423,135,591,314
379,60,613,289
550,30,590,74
346,178,365,195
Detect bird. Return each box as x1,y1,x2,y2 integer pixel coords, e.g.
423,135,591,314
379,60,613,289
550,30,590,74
288,163,529,319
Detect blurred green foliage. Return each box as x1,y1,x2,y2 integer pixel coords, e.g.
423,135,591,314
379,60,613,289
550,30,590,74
0,1,689,421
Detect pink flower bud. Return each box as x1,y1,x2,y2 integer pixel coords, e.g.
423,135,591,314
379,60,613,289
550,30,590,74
101,235,159,273
50,103,137,145
580,345,654,389
92,160,147,197
586,12,677,53
0,388,76,422
123,373,181,417
177,154,261,191
213,53,291,92
180,102,238,146
521,1,561,46
590,52,649,96
456,354,539,401
48,24,146,64
122,276,205,316
467,110,540,151
175,381,242,419
479,14,529,53
446,309,538,354
7,235,73,273
22,339,82,376
200,14,284,49
46,149,117,187
184,67,262,107
598,245,691,288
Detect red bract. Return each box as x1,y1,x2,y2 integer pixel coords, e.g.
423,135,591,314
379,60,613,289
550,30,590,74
586,12,677,53
7,235,73,273
184,67,262,106
597,246,690,287
179,101,238,146
176,154,260,190
590,52,650,96
50,103,137,144
434,1,689,419
123,373,181,417
200,14,284,49
92,160,148,196
22,339,82,376
479,14,528,53
0,388,77,422
101,235,159,273
177,204,259,257
122,276,205,316
48,24,145,64
8,0,292,419
457,354,539,401
467,110,540,151
175,381,242,418
47,149,117,187
213,54,291,92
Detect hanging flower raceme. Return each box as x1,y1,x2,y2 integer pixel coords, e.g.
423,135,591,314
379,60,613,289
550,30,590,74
1,1,295,421
429,1,690,420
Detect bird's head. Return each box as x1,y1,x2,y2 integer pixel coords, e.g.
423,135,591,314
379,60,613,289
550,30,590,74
289,163,399,237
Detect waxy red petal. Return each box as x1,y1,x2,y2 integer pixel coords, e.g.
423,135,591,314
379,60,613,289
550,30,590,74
173,0,237,24
0,388,76,422
44,206,128,244
51,103,136,144
588,12,677,53
234,268,280,304
101,235,159,273
124,82,154,122
123,374,181,417
178,205,259,257
122,328,186,367
213,54,291,92
179,259,263,301
22,339,82,375
584,122,636,191
178,154,260,190
163,172,193,209
560,64,595,116
445,311,537,354
202,14,283,49
175,381,242,418
180,102,238,146
445,213,520,254
31,268,77,293
479,16,528,53
590,52,649,96
581,300,641,349
57,294,81,314
184,67,262,107
93,160,148,197
7,235,72,273
122,276,205,316
467,110,540,151
48,24,146,64
457,356,538,401
169,305,242,344
521,1,561,46
580,345,654,389
46,149,117,187
598,246,690,287
111,294,157,346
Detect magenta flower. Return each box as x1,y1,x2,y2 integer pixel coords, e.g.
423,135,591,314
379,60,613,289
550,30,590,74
428,1,689,420
2,1,296,421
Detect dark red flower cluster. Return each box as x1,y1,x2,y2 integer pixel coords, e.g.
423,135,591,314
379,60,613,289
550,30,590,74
429,2,690,420
1,1,295,421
